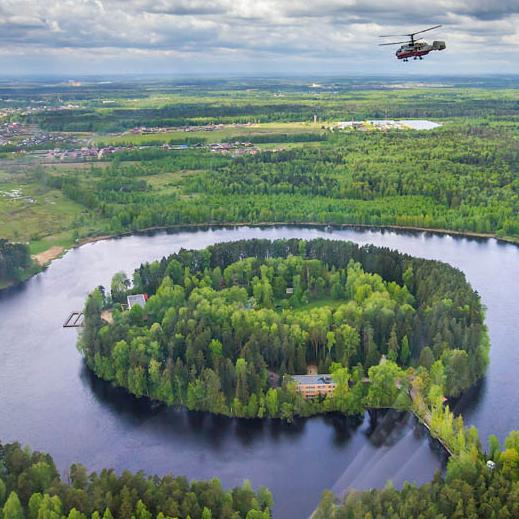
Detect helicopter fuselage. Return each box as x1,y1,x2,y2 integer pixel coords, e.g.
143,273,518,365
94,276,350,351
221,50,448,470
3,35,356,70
396,40,446,60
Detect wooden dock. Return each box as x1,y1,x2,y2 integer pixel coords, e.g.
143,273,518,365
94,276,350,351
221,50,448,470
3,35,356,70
63,312,84,328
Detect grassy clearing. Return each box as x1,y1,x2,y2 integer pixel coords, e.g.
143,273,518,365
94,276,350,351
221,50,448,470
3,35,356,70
289,298,344,313
143,169,202,195
0,175,92,248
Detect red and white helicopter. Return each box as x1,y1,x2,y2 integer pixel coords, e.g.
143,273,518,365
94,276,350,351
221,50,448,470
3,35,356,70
379,25,446,62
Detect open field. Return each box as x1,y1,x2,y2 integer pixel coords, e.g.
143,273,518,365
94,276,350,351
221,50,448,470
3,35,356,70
0,171,101,252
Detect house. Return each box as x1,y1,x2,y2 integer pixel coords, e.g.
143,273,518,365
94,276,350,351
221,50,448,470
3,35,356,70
127,294,147,309
290,374,336,399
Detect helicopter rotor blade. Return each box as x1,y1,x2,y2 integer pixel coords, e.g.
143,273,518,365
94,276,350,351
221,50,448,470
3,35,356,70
378,41,410,46
409,24,442,37
379,25,442,38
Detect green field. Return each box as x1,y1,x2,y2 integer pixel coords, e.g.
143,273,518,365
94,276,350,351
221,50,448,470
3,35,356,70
0,172,101,253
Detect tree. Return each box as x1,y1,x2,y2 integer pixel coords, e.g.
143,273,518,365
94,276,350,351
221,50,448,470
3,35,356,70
110,272,130,304
313,490,336,519
265,388,279,417
387,326,399,362
235,358,249,404
135,500,152,519
0,479,6,507
2,491,24,519
366,361,406,409
444,350,471,397
419,346,435,370
330,363,350,413
400,335,410,365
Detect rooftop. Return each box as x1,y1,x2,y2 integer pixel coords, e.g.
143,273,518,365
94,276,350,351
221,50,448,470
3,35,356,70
127,294,146,309
290,374,335,385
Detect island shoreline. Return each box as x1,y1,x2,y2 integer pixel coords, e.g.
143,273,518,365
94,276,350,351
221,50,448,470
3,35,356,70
2,221,517,294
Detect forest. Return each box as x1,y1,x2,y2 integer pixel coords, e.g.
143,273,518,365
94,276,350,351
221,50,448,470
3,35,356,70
0,442,272,519
36,120,519,244
78,239,488,423
0,239,34,288
315,429,519,518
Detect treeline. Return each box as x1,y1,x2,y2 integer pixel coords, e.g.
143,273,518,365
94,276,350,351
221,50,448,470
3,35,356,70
79,239,488,420
229,133,327,144
23,103,315,132
22,88,519,132
315,430,519,518
0,442,272,519
0,239,33,286
97,137,209,148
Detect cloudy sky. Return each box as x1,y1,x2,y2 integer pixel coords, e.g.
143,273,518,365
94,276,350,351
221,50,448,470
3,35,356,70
1,0,518,76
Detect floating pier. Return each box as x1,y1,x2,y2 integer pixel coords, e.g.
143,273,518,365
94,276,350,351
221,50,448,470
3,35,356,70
63,311,84,328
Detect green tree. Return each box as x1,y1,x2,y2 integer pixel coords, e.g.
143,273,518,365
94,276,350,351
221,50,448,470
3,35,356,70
2,491,24,519
366,361,406,409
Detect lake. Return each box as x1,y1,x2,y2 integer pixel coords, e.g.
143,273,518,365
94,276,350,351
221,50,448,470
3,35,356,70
1,225,518,517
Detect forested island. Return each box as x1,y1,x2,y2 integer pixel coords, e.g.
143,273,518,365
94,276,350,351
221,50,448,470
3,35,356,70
0,441,272,519
79,239,488,442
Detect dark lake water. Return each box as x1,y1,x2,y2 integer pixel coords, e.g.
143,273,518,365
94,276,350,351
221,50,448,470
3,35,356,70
1,226,518,518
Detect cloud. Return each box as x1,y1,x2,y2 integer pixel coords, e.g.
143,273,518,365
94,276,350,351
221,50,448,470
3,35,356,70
0,0,518,75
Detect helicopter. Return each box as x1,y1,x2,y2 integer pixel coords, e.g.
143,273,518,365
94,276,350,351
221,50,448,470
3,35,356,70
379,25,446,62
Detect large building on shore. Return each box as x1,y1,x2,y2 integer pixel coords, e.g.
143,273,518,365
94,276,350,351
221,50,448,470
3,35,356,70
290,374,336,399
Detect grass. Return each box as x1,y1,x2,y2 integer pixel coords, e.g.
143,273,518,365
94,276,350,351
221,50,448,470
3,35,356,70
0,173,97,250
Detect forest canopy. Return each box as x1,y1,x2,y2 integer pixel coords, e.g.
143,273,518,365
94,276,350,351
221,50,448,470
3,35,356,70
0,441,272,519
315,429,519,519
0,239,33,286
79,239,488,421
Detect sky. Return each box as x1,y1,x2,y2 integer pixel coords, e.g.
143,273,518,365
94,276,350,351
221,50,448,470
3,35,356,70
1,0,518,77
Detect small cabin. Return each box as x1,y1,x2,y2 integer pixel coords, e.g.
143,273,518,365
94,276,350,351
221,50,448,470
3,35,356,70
127,294,147,309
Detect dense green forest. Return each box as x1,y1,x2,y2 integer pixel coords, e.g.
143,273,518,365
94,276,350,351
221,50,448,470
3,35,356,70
0,442,272,519
79,239,488,423
40,121,519,242
315,430,519,518
0,239,34,287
